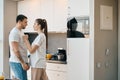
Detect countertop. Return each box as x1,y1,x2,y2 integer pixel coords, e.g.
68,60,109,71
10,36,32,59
46,60,67,64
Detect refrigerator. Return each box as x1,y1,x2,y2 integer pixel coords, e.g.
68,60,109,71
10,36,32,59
67,38,89,80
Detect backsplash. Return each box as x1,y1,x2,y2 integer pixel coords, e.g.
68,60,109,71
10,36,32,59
48,33,67,54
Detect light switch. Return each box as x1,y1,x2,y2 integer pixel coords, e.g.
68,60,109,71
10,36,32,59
100,5,113,30
96,62,101,68
105,62,109,68
105,48,110,56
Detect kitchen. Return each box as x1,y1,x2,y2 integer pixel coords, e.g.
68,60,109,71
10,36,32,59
0,0,118,80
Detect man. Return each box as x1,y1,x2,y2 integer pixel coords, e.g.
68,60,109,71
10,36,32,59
9,14,29,80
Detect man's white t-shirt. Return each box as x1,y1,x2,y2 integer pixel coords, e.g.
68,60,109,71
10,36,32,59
9,27,28,63
30,33,46,68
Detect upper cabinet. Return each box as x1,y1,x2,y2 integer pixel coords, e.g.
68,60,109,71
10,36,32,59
40,0,54,32
18,0,42,32
18,0,68,32
68,0,89,17
53,0,68,32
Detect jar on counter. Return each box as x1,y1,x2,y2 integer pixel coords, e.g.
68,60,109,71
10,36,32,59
0,72,4,80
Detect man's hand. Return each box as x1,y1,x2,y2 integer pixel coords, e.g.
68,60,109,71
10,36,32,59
21,63,30,70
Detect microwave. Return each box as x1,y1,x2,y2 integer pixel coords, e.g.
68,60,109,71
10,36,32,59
67,16,89,38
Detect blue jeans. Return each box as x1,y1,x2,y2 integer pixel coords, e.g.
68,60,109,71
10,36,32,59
9,62,27,80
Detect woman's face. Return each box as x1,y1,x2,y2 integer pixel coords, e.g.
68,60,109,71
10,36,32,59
33,21,40,31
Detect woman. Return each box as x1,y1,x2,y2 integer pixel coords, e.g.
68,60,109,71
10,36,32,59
23,18,48,80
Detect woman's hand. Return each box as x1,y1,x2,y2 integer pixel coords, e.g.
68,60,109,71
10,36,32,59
23,35,29,42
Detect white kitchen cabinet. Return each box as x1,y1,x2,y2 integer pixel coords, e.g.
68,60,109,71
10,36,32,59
67,38,89,80
18,0,67,32
40,0,54,32
68,0,89,17
41,0,67,32
53,0,68,32
46,63,67,80
18,0,42,32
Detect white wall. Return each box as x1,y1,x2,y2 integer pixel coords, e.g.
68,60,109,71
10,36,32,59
0,0,4,73
94,0,118,80
4,0,17,77
0,0,17,77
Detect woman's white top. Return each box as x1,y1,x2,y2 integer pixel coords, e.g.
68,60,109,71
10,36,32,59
30,33,46,68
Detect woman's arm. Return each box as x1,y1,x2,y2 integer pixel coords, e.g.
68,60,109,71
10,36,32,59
23,35,39,54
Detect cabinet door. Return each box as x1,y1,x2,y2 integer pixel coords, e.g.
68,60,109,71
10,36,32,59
40,0,54,32
67,38,89,80
46,70,67,80
41,0,68,32
46,63,67,72
68,0,89,17
18,0,42,32
53,0,68,32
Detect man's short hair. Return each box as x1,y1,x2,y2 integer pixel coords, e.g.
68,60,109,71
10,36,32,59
16,14,27,23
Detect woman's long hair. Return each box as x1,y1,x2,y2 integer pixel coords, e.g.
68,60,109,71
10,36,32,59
35,18,48,49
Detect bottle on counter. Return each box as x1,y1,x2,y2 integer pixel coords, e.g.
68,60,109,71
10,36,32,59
0,72,4,80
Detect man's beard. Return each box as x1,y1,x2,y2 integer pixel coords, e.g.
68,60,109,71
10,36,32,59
22,26,25,29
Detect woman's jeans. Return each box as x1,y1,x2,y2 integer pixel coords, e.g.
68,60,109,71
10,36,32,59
9,62,27,80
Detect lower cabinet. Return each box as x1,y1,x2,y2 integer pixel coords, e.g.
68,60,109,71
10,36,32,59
46,63,67,80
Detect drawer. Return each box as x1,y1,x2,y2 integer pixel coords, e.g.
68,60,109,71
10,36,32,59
46,63,67,72
46,70,67,80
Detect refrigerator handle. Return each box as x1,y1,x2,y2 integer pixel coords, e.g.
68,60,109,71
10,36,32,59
67,39,70,56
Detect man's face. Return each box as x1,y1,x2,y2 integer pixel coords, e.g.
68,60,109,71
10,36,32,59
20,18,28,29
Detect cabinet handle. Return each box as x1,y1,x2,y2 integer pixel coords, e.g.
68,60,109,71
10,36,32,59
57,74,60,76
67,40,70,55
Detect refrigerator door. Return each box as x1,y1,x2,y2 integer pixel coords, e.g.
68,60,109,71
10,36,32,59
67,38,89,80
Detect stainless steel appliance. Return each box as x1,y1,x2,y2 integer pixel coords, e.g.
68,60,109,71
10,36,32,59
67,16,89,38
57,48,66,61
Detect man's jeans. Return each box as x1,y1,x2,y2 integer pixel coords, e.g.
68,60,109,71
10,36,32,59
9,62,27,80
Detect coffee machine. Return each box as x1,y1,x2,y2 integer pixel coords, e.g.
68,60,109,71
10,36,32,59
57,48,67,61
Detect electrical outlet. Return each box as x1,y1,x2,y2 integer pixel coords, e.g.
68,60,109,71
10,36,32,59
105,48,110,56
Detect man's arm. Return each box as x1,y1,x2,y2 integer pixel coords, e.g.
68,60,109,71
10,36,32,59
11,41,29,70
11,41,24,63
